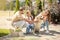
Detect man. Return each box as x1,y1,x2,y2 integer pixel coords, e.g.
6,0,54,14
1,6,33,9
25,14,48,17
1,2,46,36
12,7,26,32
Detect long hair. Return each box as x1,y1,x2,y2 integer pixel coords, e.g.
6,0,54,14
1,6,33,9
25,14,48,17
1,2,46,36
26,10,34,20
47,10,51,23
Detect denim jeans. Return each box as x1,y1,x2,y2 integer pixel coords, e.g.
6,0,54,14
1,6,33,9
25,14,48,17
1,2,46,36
12,21,26,29
41,20,49,31
26,24,34,33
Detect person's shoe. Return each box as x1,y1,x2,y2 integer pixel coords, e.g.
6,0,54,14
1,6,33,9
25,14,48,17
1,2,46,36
40,28,45,31
24,32,30,35
45,31,49,33
37,34,41,37
33,33,37,36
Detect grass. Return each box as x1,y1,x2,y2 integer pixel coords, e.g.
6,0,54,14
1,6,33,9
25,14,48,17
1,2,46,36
0,29,10,37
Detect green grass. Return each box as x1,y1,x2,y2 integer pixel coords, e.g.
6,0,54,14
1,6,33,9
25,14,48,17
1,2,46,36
0,29,10,37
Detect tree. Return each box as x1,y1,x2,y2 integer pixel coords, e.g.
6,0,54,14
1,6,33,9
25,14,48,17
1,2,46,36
34,0,43,16
25,0,32,7
48,0,53,8
10,1,14,10
49,0,53,4
15,0,20,13
38,0,42,11
34,0,40,15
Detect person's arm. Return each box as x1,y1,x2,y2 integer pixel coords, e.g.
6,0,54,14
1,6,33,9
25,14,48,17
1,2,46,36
12,16,20,23
24,18,31,22
11,11,21,22
24,17,34,24
34,17,39,22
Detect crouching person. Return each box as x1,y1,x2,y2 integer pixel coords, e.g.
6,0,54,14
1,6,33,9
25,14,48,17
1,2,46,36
11,7,26,33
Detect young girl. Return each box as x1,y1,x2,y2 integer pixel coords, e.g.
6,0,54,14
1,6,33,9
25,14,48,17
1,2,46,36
40,10,51,33
25,10,34,34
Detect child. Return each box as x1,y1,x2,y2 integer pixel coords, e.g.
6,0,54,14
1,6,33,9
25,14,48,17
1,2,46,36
40,10,51,33
25,10,34,34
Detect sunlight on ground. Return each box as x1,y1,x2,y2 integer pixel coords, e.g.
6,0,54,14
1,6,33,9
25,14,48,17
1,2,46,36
0,11,14,17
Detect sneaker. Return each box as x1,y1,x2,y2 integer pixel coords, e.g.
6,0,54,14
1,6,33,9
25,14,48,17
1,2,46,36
33,33,37,36
37,34,41,37
40,28,45,31
24,32,31,35
45,31,49,33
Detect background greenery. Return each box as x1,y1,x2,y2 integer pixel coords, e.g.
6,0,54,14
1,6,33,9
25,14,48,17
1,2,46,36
0,29,10,37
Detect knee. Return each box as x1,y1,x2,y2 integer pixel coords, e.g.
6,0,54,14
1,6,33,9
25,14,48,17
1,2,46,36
26,26,30,29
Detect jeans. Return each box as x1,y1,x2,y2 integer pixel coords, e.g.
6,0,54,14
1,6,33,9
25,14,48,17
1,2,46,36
41,20,49,31
12,21,26,29
26,24,34,33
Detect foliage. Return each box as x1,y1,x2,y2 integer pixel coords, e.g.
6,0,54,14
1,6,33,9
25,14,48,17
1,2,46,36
25,0,32,6
15,0,20,13
38,0,42,11
34,0,43,16
0,29,10,37
20,2,25,7
48,0,53,5
10,1,14,10
50,3,60,23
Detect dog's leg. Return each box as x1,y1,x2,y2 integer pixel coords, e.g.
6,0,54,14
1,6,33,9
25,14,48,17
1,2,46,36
33,23,39,35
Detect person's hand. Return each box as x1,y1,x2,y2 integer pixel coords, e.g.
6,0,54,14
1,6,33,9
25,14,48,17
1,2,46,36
24,18,27,21
35,20,38,22
22,18,25,20
34,18,39,22
28,21,33,24
19,16,25,20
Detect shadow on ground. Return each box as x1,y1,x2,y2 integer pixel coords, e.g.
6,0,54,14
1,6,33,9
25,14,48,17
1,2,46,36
0,30,60,38
39,30,60,36
24,30,60,37
0,33,9,37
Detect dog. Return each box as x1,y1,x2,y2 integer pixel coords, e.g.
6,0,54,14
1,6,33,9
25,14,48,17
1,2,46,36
33,10,51,34
33,12,44,34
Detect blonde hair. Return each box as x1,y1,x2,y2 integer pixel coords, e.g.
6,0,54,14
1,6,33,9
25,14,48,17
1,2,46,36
26,10,32,16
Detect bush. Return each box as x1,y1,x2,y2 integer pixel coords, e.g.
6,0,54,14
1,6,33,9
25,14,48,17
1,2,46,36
0,29,10,37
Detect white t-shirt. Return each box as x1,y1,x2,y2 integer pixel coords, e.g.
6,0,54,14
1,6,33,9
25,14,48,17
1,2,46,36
25,16,33,24
12,11,26,27
12,11,25,19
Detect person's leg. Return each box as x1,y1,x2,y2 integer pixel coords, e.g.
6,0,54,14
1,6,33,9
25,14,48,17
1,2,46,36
16,21,26,28
12,21,26,31
40,22,45,31
29,24,35,33
26,26,30,33
30,24,37,35
26,23,31,34
30,24,34,30
45,20,49,33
